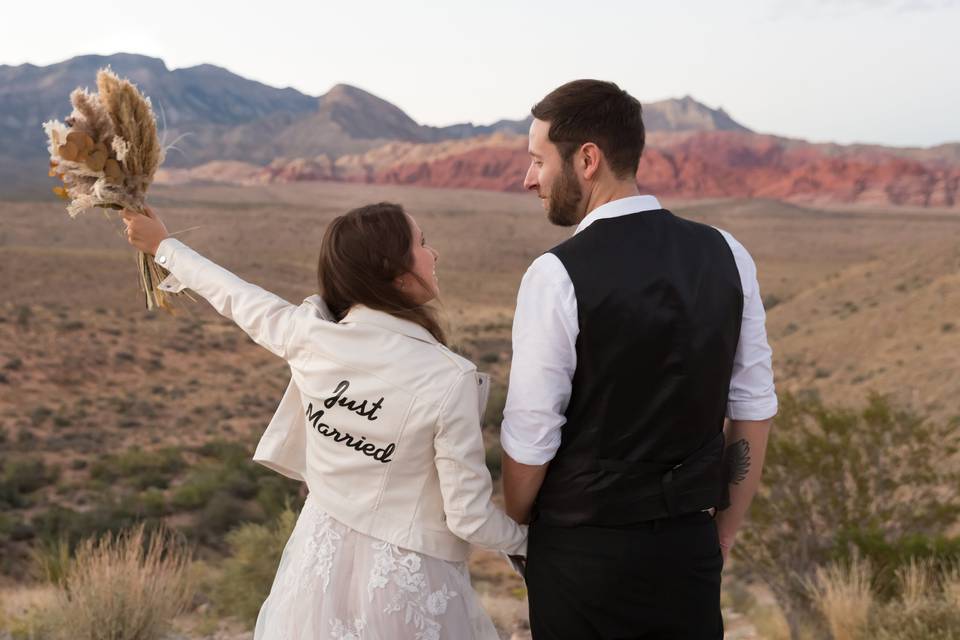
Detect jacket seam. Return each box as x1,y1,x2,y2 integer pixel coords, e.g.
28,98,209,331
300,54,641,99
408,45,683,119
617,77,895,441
373,393,416,511
435,370,471,441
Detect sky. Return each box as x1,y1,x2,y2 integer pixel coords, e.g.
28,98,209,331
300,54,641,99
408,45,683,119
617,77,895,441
2,0,958,148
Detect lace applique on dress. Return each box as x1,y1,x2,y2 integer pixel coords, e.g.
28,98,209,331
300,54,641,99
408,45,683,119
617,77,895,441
330,617,366,639
303,504,343,593
368,540,459,640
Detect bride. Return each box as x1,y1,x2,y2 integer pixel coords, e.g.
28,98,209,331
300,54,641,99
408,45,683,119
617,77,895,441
122,202,526,640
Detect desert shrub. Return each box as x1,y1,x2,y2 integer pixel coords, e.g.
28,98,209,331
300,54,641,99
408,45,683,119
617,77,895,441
0,457,60,509
255,475,305,521
195,439,248,463
833,529,960,597
89,447,184,490
29,533,72,586
736,392,960,639
189,492,261,547
212,505,297,626
172,440,301,525
171,468,232,511
804,557,960,640
135,488,168,518
171,465,256,511
31,494,165,548
49,523,194,640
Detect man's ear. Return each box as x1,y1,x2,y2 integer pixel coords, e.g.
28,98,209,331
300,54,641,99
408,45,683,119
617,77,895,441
580,142,602,181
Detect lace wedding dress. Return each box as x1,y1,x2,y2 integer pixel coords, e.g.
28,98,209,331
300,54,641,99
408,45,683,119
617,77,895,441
254,492,502,640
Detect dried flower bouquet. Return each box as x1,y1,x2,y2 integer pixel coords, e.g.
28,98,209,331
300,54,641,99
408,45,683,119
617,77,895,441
44,68,180,311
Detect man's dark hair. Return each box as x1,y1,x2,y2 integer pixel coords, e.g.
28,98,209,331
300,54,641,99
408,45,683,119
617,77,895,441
531,79,645,179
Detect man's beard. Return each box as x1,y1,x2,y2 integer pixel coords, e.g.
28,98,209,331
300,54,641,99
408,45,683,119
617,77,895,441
546,160,583,227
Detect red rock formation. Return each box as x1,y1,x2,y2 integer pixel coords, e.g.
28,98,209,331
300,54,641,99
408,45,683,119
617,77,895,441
156,131,960,209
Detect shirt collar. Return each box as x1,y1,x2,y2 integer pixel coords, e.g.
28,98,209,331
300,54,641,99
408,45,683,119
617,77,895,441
342,304,439,345
574,194,662,235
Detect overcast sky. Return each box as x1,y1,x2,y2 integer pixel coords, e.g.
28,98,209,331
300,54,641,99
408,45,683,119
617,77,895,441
2,0,957,147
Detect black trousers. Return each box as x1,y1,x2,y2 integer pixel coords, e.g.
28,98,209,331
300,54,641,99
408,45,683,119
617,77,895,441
525,511,724,640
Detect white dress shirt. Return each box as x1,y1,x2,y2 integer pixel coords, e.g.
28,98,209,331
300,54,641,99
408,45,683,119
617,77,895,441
500,195,778,466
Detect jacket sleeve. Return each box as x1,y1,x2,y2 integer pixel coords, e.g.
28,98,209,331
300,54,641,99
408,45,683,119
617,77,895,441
434,370,528,555
153,238,307,362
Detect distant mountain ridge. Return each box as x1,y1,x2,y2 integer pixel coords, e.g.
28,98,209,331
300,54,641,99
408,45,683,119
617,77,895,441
0,53,749,177
3,53,957,207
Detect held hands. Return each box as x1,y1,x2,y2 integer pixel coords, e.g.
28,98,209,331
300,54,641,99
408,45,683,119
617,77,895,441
121,205,169,256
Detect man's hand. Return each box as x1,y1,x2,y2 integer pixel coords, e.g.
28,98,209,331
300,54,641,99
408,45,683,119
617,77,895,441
121,205,169,256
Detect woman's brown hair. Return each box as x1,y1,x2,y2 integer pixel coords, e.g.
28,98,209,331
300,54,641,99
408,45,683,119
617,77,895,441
317,202,446,344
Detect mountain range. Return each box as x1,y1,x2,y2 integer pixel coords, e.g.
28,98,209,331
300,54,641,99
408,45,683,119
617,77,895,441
1,53,957,207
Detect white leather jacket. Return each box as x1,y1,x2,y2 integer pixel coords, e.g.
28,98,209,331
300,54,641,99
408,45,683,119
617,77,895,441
154,238,527,561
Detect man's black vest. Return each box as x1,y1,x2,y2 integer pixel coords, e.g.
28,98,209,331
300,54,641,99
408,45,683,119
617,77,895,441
534,209,744,527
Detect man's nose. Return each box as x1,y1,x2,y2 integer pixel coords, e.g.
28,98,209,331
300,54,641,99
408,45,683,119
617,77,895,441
523,169,538,192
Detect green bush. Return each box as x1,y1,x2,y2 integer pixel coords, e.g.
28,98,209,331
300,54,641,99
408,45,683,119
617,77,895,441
255,476,305,521
136,488,168,518
213,505,297,626
199,492,261,544
172,465,258,511
0,456,60,509
172,441,301,519
736,393,960,639
30,494,166,548
89,447,184,490
834,529,960,598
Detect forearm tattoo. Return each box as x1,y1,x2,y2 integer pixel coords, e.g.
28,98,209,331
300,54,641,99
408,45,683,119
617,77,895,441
723,439,751,485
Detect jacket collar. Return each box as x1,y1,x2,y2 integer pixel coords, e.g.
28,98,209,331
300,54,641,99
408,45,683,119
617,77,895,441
342,305,439,345
574,194,662,235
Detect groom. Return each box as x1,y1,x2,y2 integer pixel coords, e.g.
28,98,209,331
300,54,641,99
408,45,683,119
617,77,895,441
500,80,778,638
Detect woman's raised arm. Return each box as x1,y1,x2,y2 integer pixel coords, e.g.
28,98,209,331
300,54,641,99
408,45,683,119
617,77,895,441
123,207,313,362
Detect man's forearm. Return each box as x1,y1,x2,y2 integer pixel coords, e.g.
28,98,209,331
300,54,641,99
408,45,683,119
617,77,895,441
501,453,549,524
715,418,773,553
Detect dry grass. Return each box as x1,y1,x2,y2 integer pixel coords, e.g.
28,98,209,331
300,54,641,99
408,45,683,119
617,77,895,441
51,523,195,640
802,557,960,640
806,555,874,640
897,559,937,613
944,563,960,609
28,533,71,585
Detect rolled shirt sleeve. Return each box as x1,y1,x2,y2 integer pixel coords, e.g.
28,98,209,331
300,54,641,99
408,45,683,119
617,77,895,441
715,229,779,421
500,254,579,466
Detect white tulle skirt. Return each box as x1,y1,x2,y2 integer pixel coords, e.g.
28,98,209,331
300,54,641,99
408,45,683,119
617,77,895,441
254,492,501,640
